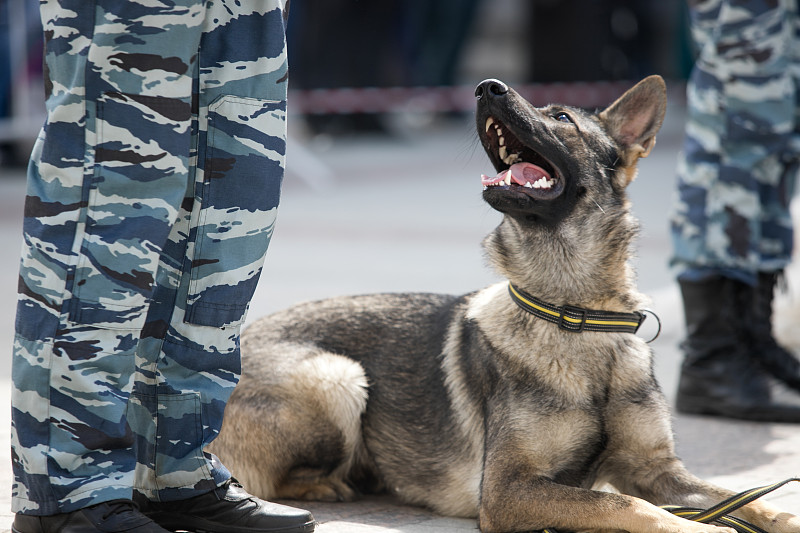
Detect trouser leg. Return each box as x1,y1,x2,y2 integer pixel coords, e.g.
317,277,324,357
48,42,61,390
127,1,289,502
670,0,797,283
12,0,289,514
671,0,800,421
11,0,203,514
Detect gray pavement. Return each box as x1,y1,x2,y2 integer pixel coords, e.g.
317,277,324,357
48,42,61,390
1,101,799,531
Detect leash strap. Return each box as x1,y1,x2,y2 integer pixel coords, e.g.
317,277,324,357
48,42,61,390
663,478,800,529
660,507,768,533
508,283,645,334
535,478,798,533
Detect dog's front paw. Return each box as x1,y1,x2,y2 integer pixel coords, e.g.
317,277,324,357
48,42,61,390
770,512,800,533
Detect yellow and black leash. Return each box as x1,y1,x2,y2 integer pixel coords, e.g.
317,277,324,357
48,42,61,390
539,478,799,533
661,478,800,533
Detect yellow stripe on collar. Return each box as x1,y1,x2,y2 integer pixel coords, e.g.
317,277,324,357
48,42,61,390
507,283,646,334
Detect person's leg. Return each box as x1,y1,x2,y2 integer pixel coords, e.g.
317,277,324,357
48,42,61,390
11,0,204,515
129,0,290,501
126,3,314,530
671,0,795,283
671,0,800,420
744,0,800,392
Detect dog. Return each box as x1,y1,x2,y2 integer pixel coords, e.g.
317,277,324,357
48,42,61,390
209,76,800,533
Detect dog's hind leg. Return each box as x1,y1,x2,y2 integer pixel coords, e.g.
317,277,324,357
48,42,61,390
273,352,370,502
212,350,369,503
276,467,358,503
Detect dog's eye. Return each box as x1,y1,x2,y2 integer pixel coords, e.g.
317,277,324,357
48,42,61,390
554,112,572,124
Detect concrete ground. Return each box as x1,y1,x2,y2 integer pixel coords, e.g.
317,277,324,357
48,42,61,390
1,99,799,531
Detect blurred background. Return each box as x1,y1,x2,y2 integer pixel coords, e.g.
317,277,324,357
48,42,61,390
0,0,693,166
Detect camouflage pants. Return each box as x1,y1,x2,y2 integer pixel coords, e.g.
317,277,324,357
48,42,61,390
11,0,288,515
671,0,800,285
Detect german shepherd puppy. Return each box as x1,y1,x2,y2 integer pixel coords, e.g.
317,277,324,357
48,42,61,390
210,76,800,533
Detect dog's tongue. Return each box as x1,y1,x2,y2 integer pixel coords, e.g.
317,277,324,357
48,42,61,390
481,162,552,189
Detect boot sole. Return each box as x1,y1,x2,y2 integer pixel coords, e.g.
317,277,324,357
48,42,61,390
188,525,315,533
677,396,800,423
153,515,316,533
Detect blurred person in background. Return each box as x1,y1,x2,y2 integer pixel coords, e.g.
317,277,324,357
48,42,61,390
671,0,800,422
0,0,43,167
10,2,314,532
285,0,480,134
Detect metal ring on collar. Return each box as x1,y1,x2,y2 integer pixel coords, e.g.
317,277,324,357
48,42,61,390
640,308,661,343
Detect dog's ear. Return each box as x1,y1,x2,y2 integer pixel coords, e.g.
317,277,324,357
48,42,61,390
599,75,667,186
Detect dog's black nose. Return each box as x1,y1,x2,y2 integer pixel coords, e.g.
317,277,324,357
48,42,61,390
475,79,508,99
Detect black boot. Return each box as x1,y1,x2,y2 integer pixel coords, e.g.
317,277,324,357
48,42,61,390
675,276,800,423
12,500,172,533
135,479,315,533
742,271,800,391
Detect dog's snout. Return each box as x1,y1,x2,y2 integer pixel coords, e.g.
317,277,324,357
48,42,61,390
475,79,509,100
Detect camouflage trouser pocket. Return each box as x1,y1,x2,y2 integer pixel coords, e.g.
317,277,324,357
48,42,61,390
69,91,192,330
131,391,210,491
184,95,286,328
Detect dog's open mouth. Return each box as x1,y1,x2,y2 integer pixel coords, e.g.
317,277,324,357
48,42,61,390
480,116,564,199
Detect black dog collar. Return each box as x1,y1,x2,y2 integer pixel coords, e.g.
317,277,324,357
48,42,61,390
508,283,646,335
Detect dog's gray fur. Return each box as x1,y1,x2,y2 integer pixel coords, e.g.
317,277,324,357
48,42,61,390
210,77,800,533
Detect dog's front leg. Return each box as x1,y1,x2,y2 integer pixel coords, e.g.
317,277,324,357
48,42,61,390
603,457,800,532
599,401,800,533
478,448,736,533
603,457,800,533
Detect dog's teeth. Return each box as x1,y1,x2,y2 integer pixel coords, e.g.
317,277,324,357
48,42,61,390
485,117,494,133
499,146,508,160
524,182,532,188
499,136,505,146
